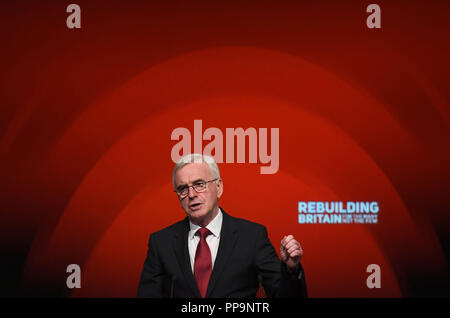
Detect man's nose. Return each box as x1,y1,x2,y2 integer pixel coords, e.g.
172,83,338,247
187,186,197,198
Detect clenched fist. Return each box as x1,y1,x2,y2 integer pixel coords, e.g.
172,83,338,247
280,235,303,272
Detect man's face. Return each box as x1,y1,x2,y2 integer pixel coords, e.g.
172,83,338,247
174,162,223,225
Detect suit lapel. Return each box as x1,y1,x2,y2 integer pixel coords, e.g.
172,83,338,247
206,210,238,297
172,218,201,297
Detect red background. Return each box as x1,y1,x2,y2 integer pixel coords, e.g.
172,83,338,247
1,0,449,297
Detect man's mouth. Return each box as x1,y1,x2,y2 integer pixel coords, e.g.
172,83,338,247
189,203,202,210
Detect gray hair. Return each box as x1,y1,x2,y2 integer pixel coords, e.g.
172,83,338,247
172,153,221,188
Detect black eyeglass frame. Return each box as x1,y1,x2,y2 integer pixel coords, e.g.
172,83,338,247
174,178,219,198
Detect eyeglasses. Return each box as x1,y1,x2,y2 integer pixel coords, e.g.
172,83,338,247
174,178,218,198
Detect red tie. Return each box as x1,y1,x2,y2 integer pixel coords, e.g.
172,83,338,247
194,227,212,298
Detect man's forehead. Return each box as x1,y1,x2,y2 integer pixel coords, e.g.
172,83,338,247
175,162,211,183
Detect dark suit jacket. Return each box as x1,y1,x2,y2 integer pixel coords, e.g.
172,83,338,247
137,209,307,298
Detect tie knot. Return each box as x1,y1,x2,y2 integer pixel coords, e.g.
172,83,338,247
196,227,212,239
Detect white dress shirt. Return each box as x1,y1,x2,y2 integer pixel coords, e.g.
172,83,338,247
188,208,223,273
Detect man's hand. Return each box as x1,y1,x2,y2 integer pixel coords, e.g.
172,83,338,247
280,235,303,272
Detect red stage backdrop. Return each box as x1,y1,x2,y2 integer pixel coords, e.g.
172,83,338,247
1,0,449,297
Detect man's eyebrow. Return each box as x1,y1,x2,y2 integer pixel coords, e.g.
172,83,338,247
176,179,205,188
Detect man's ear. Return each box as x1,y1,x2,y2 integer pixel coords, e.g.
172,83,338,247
216,179,223,198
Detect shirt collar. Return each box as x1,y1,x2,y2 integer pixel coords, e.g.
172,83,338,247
189,208,223,239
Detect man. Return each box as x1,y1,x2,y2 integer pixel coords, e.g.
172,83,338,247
137,154,307,298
